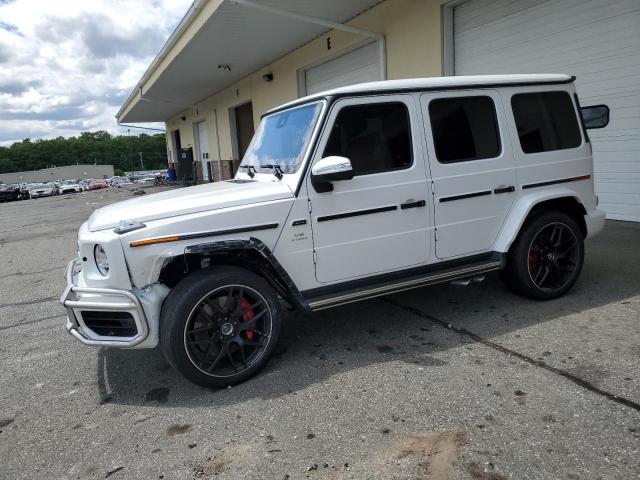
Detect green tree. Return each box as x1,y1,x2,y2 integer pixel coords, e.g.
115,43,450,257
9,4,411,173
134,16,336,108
0,131,167,174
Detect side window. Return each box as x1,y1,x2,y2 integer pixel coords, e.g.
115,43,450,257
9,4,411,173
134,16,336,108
323,102,412,176
511,91,581,154
428,96,501,163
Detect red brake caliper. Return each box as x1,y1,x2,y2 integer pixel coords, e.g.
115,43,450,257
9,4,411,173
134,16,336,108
241,298,256,340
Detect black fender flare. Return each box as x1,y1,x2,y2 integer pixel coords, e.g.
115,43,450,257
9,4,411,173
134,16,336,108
183,237,310,312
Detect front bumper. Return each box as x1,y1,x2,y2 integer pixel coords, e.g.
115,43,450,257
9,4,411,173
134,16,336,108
60,259,149,347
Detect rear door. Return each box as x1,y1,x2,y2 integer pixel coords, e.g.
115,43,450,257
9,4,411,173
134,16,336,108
420,90,516,259
308,95,433,283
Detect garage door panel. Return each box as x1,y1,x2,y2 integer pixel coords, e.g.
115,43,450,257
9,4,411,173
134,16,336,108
455,0,545,32
455,0,640,221
595,160,640,173
303,42,380,96
456,0,638,53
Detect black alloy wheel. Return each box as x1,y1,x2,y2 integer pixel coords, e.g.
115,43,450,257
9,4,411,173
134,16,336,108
184,285,272,378
527,222,580,292
502,211,584,300
161,266,282,388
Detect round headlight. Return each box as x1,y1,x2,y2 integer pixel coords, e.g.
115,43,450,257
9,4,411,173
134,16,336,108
94,244,109,276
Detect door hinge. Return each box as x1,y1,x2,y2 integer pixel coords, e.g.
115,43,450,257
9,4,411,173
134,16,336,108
430,182,435,195
307,199,312,213
313,250,317,264
434,228,439,242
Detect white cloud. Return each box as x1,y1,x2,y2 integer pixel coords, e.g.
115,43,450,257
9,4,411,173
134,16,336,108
0,0,193,145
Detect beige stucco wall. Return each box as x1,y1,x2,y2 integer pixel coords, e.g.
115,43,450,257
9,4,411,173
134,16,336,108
165,0,445,168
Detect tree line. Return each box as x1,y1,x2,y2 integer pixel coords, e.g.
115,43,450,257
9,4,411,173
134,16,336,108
0,131,168,174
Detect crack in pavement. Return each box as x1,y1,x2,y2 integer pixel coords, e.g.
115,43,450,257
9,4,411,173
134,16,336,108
0,296,58,309
0,314,66,331
380,296,640,413
0,266,64,280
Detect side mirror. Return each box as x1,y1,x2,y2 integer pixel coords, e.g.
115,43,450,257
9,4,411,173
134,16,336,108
311,156,354,193
580,105,609,129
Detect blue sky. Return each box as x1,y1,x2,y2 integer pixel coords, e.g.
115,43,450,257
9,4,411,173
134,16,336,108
0,0,193,145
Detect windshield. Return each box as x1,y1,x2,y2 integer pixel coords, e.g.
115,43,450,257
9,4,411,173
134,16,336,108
239,101,323,175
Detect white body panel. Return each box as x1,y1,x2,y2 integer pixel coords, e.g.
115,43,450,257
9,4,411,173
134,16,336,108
453,0,640,222
62,75,605,349
306,94,433,283
86,180,292,231
420,89,516,259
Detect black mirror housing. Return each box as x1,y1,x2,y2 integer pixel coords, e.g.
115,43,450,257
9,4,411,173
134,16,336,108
581,105,610,129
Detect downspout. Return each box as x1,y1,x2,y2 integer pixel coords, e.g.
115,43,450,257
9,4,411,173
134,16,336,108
228,0,387,80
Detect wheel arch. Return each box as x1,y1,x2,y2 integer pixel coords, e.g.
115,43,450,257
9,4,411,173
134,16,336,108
495,190,588,253
157,237,309,312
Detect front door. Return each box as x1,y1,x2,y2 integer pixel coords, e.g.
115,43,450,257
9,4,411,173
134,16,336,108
234,102,255,160
196,121,210,182
420,90,516,259
308,95,433,283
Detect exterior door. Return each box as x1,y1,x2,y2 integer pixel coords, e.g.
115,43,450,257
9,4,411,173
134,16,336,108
308,95,433,283
420,90,516,259
234,102,255,160
196,121,210,182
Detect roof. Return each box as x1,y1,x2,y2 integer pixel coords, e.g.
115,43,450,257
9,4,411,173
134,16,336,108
117,0,384,124
266,74,575,114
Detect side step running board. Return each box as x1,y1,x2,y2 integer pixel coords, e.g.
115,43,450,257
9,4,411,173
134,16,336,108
306,261,502,311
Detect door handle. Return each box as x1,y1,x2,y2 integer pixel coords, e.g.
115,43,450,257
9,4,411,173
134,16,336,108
493,185,515,194
401,199,426,210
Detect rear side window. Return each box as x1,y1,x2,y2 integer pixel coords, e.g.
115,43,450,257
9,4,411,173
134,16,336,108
323,102,412,176
428,96,501,163
511,91,581,154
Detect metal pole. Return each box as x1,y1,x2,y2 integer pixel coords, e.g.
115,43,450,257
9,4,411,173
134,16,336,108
128,129,134,175
139,152,144,170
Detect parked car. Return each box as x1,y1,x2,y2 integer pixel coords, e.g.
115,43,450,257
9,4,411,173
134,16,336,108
0,183,22,202
137,175,157,185
46,182,61,195
88,180,109,191
61,74,608,388
59,180,82,194
79,179,92,191
28,183,55,199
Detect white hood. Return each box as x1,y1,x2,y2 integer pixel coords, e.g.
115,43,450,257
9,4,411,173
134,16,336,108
87,180,293,232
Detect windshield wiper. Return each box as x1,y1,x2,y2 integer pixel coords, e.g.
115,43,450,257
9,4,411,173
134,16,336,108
239,165,257,178
260,164,284,180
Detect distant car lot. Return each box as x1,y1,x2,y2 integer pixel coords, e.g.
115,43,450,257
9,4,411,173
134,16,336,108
0,189,638,479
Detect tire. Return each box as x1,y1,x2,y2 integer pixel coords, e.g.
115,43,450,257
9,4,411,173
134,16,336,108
502,211,584,300
160,266,282,388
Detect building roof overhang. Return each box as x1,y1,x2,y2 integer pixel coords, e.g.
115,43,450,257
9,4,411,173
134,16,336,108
117,0,383,124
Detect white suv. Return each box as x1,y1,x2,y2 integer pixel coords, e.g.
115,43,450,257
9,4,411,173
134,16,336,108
60,74,608,387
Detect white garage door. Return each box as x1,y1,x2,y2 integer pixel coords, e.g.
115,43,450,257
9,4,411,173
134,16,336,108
453,0,640,222
302,41,381,96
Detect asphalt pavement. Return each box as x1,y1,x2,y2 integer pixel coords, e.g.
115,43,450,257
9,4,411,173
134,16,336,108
0,188,638,480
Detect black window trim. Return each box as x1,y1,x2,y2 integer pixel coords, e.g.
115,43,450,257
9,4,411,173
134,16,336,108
427,94,503,164
322,99,415,178
510,90,583,155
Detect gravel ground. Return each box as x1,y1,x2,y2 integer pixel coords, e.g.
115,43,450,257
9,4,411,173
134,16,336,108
0,188,639,480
